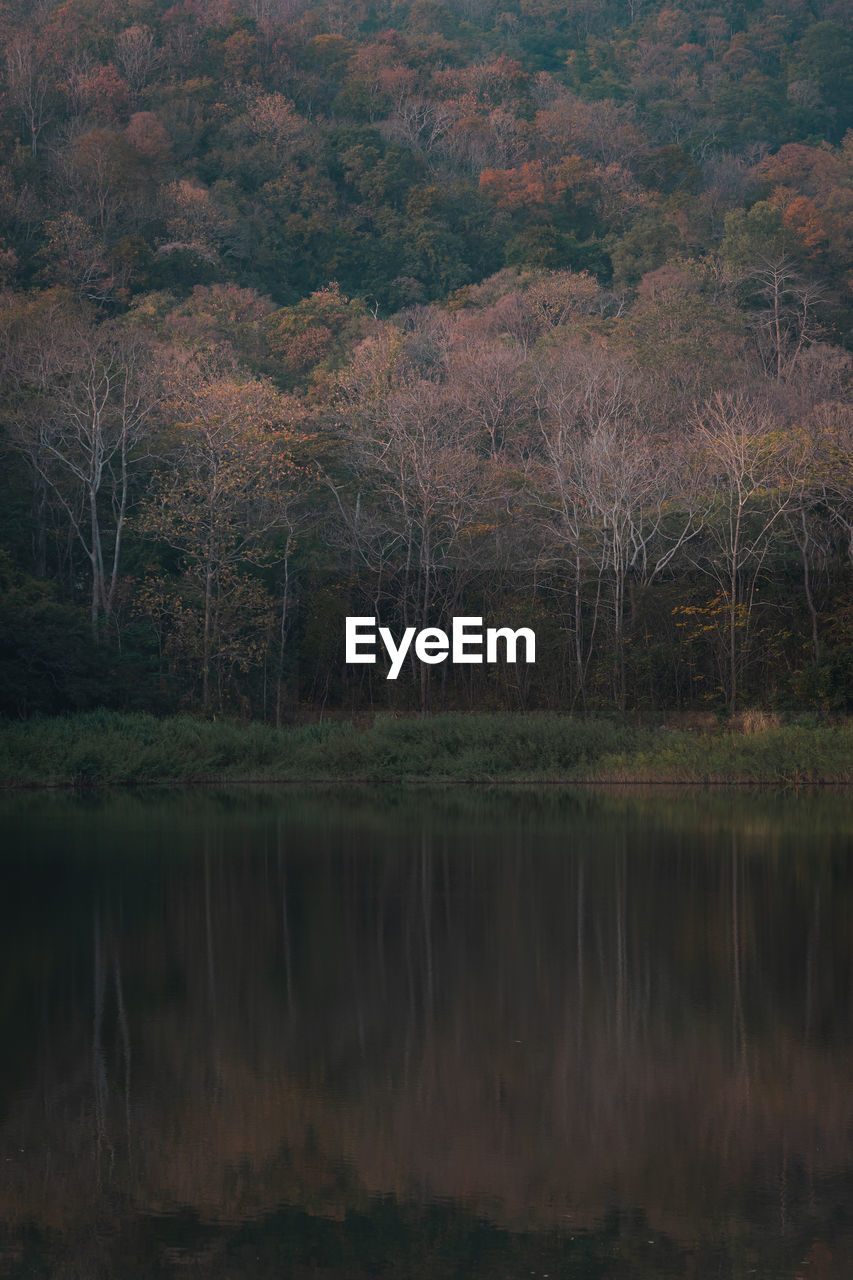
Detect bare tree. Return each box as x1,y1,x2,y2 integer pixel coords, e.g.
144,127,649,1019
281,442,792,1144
747,257,824,383
690,390,804,713
803,399,853,571
534,344,697,711
3,300,163,638
447,335,528,459
382,96,456,162
5,36,52,157
115,25,160,101
243,91,305,162
334,326,493,706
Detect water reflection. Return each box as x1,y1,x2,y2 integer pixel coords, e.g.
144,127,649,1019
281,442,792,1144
1,787,853,1277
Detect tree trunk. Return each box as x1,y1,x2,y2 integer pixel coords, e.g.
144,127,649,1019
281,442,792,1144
276,556,290,728
89,486,102,642
798,510,820,664
203,564,213,712
729,570,738,716
573,548,587,717
106,424,130,619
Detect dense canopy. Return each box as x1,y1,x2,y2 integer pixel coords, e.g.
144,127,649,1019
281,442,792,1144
0,0,851,719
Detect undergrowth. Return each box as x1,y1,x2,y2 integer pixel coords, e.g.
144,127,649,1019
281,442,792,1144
2,711,852,786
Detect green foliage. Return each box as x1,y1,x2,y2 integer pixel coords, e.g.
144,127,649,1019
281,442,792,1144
0,555,162,717
720,201,796,272
3,712,853,786
791,22,853,143
265,283,367,388
0,556,101,716
609,212,684,284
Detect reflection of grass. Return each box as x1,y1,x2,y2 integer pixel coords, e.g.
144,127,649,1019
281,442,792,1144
3,710,853,785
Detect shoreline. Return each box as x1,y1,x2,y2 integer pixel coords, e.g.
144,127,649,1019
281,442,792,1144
4,778,851,790
3,710,853,789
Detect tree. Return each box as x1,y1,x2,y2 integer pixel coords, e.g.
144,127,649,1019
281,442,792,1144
446,332,528,459
67,129,128,232
691,391,804,714
137,368,307,710
334,323,495,706
40,213,123,305
745,257,824,384
5,36,52,157
243,91,305,163
265,283,366,389
3,297,163,639
533,342,694,712
115,25,160,102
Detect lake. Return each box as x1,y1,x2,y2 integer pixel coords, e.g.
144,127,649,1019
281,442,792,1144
1,786,852,1278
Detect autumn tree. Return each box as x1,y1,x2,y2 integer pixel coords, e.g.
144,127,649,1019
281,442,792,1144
265,283,366,390
746,257,825,384
2,297,163,639
533,341,695,712
137,367,308,710
691,391,805,714
5,36,52,157
114,26,160,103
446,331,528,459
334,322,499,705
795,395,853,667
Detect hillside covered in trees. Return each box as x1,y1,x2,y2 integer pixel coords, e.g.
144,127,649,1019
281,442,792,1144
0,0,851,721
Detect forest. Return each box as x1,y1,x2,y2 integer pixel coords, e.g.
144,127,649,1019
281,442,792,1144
0,0,851,723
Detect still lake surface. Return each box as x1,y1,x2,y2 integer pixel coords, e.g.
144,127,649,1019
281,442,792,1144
1,786,853,1278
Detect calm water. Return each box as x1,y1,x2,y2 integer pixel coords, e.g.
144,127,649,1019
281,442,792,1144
2,787,853,1278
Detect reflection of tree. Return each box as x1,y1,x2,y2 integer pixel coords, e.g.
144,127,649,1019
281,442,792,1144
2,789,853,1272
92,908,133,1182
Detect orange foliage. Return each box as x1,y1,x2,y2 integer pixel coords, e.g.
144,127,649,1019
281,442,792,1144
71,64,130,123
759,143,844,198
782,195,828,252
479,161,547,210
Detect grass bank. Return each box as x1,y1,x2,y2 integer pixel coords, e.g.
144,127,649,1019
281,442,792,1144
1,710,852,787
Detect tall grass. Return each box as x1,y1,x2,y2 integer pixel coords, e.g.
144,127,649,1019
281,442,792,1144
2,710,853,786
